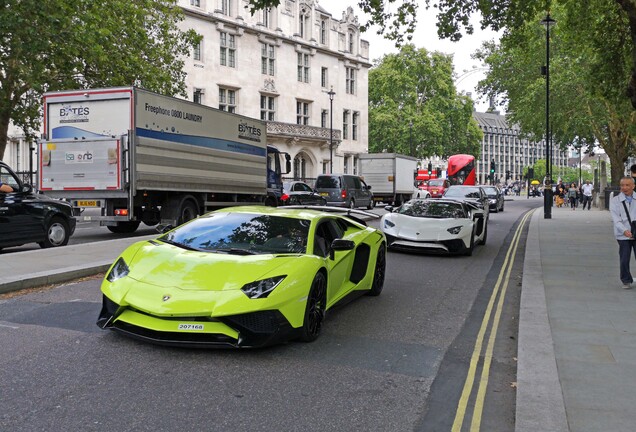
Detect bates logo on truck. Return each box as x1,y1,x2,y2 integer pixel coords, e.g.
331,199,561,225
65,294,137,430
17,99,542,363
59,105,90,123
65,151,94,163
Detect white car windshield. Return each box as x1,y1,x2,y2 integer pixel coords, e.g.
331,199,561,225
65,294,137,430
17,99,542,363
160,213,311,254
398,201,466,218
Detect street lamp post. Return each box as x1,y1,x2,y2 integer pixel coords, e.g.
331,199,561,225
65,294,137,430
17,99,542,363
409,120,413,157
327,86,336,173
578,147,582,186
541,13,556,219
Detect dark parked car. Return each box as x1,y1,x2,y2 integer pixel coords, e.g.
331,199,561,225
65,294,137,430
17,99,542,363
281,181,327,206
0,161,76,250
482,185,505,212
315,174,374,209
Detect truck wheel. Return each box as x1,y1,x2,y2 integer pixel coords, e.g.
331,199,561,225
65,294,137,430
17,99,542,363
349,199,356,209
178,200,198,225
107,221,141,234
38,217,70,248
264,196,277,207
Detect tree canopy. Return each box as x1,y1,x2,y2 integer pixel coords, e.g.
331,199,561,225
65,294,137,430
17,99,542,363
474,0,636,184
0,0,199,160
368,45,482,159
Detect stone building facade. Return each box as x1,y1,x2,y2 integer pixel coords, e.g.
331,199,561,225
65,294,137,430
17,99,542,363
179,0,371,181
473,111,567,185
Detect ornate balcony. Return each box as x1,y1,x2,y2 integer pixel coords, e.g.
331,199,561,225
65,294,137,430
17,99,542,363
267,121,341,144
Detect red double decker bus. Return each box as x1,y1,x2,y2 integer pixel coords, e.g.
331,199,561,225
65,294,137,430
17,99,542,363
447,154,476,185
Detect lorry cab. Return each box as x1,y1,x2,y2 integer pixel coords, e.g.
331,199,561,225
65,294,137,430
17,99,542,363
266,145,291,205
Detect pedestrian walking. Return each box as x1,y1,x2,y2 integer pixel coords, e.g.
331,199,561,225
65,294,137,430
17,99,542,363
568,183,578,210
581,180,593,210
609,177,636,289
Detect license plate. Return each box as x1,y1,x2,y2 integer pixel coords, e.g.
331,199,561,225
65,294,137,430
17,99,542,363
178,323,204,331
432,190,438,194
319,192,329,197
77,200,98,207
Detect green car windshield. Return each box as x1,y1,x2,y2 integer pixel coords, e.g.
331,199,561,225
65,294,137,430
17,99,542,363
159,213,311,254
398,201,466,218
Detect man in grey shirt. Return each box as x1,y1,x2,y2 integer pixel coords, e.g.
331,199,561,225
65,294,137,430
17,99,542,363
610,177,636,288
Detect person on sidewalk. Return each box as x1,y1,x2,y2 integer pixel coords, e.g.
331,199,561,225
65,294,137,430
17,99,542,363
581,180,593,210
567,183,578,210
610,177,636,289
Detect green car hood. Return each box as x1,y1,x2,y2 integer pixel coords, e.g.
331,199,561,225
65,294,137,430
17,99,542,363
126,241,296,291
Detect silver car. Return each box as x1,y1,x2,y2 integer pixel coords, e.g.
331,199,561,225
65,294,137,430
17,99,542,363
315,174,374,209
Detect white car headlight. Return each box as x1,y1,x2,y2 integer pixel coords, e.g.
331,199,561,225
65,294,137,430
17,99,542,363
447,226,462,235
106,257,130,282
241,276,286,299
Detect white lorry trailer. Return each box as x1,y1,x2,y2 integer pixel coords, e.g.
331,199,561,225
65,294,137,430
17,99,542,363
359,153,418,205
39,87,290,232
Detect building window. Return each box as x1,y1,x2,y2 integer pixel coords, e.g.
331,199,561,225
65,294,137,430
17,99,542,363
344,157,349,174
193,41,201,61
352,111,359,140
261,43,275,76
220,32,236,68
297,53,309,83
320,20,327,44
263,8,271,28
321,67,328,88
296,101,310,125
353,156,358,175
321,109,328,128
260,95,276,121
193,88,204,104
343,110,350,140
219,88,236,113
221,0,231,16
346,67,356,94
348,31,354,53
190,0,200,6
293,155,307,180
299,11,308,38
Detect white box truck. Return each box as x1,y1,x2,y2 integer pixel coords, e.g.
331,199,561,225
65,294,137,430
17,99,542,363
359,153,418,205
39,87,290,232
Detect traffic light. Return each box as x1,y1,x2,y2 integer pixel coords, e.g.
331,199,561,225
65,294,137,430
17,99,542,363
527,167,535,179
505,170,510,181
428,161,433,173
436,166,441,177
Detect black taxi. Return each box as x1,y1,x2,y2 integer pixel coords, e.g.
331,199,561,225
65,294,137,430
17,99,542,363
0,161,76,250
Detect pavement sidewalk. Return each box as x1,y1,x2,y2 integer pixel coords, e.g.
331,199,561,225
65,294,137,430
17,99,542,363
0,235,154,294
0,200,633,431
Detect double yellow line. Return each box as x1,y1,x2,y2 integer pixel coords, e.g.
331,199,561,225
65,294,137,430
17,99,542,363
452,209,534,432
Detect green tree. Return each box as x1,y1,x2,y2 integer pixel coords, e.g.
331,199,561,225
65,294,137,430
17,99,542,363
368,44,482,158
0,0,199,160
475,1,636,184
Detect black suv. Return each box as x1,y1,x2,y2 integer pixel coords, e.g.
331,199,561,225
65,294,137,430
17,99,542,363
0,161,76,250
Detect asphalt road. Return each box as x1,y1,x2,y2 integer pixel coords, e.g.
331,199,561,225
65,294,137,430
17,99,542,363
0,198,541,431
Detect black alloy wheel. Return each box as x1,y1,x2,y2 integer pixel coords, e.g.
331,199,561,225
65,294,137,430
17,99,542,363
299,272,327,342
367,244,386,296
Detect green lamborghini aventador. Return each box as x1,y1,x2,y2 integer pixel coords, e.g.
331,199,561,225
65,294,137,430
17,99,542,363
97,206,386,348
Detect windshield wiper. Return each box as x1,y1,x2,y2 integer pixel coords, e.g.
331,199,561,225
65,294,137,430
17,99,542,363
215,247,257,255
159,238,202,252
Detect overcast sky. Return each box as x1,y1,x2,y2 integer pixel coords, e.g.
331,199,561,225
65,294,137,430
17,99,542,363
317,1,502,112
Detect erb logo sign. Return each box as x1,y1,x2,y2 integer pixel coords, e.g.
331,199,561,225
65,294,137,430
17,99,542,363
65,151,94,163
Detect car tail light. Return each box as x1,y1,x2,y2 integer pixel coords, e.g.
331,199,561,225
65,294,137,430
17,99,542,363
114,209,128,216
341,189,347,199
281,194,290,202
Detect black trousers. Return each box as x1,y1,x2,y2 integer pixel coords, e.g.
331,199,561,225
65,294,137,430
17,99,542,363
618,239,636,284
582,195,592,210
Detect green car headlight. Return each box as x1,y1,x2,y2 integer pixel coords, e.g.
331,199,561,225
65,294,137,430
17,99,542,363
107,257,130,282
241,276,286,299
447,226,463,235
